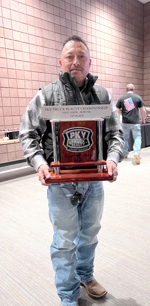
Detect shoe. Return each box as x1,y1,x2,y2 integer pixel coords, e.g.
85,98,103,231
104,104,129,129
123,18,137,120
81,279,107,298
134,154,140,164
125,155,128,159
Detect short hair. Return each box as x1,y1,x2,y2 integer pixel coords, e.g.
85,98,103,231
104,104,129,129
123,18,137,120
61,35,89,52
126,83,135,91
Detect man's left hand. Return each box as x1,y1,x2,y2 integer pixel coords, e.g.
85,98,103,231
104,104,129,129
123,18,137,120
106,160,118,183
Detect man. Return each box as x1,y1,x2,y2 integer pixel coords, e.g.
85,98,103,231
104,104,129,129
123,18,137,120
19,35,124,306
116,84,146,164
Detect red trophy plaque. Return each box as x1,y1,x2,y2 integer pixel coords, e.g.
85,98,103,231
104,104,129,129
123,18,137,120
42,105,113,184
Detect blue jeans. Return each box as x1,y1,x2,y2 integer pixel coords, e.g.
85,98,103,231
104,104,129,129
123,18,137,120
47,181,104,306
122,123,141,156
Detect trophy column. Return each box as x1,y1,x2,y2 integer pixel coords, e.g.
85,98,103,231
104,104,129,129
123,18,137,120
51,119,59,174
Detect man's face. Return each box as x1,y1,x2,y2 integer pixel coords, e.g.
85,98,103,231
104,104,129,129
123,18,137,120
59,40,91,87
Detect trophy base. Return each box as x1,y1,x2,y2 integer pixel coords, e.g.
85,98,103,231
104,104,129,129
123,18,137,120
45,160,113,184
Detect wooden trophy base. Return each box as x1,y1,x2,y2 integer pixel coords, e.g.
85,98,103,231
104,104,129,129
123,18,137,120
45,160,113,184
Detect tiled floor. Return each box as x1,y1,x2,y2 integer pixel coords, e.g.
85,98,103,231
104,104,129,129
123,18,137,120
0,147,150,306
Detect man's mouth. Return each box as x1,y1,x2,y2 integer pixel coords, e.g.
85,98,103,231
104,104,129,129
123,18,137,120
71,68,82,72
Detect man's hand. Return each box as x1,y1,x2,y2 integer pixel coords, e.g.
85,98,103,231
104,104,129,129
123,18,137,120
106,160,118,183
38,164,51,186
140,120,145,125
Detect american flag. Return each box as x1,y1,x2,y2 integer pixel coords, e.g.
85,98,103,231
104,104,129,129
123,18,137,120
124,97,135,111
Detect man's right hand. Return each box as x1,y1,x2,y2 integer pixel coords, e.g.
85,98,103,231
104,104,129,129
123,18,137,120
38,164,51,186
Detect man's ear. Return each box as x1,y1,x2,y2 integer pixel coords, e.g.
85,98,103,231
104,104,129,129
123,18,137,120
59,60,62,67
89,59,91,67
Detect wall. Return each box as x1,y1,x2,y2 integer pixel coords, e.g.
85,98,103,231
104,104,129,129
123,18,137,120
0,0,146,163
144,1,150,106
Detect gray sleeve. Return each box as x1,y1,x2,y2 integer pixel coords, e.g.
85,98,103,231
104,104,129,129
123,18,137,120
19,90,48,171
105,94,125,164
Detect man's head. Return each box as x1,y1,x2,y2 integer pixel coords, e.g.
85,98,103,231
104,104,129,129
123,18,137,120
126,83,135,92
59,35,91,87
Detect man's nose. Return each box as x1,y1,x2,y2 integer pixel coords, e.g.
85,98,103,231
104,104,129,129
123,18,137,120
73,57,80,65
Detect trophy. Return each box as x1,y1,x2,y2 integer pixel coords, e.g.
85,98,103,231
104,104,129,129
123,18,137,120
42,104,113,204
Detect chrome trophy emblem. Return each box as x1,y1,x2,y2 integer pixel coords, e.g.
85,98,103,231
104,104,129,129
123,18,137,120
62,127,93,152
